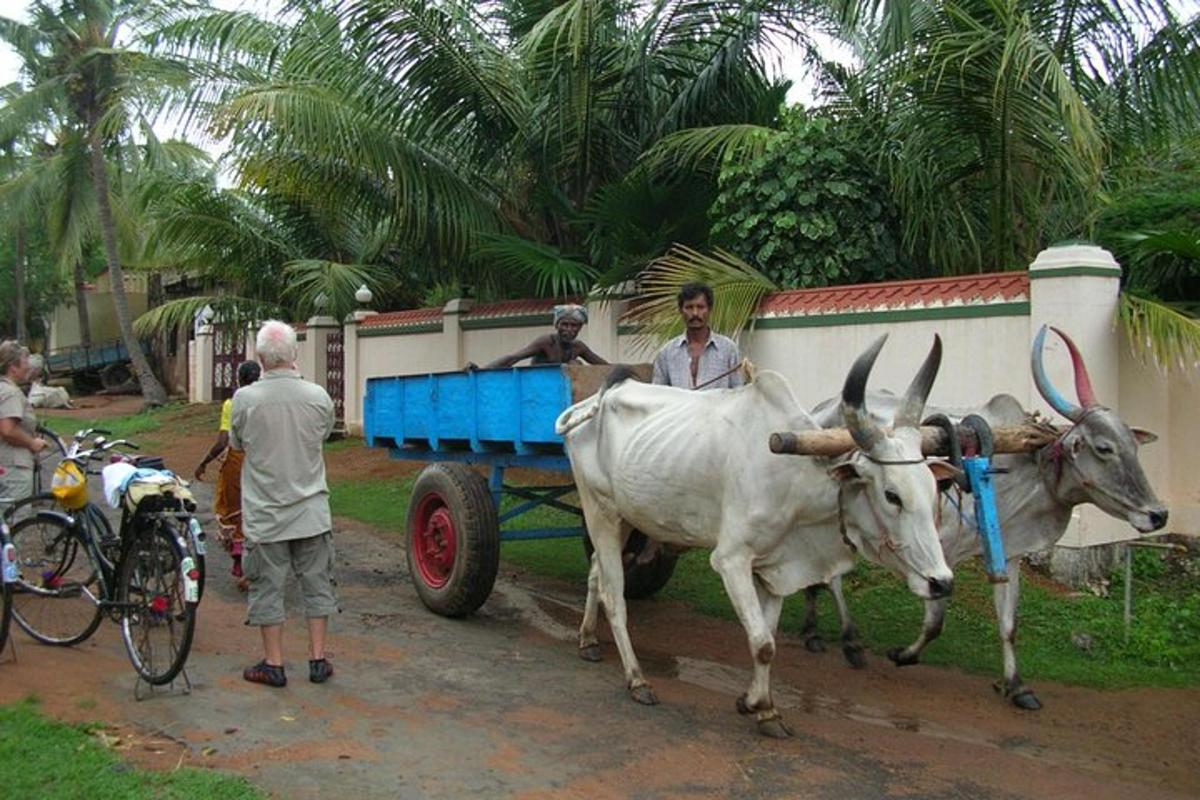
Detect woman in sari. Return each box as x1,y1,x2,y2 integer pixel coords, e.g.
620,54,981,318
195,360,260,589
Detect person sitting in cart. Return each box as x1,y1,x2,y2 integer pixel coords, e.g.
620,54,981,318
480,304,608,368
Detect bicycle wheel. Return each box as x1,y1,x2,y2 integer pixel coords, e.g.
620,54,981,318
9,515,104,646
117,524,196,684
0,528,13,656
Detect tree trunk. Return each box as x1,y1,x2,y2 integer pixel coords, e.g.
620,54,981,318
14,220,27,342
88,125,167,407
74,258,92,348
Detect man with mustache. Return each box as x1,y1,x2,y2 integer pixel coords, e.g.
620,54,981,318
651,282,743,390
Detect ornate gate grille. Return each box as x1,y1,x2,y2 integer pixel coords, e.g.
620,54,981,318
211,325,245,402
326,330,345,424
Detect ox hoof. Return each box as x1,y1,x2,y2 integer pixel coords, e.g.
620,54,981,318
629,684,659,706
803,636,826,654
843,645,867,670
887,647,920,667
736,694,754,716
756,712,793,739
579,644,603,663
1011,690,1042,711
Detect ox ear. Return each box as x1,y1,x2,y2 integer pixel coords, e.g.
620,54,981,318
1131,427,1159,445
829,462,864,483
926,455,964,489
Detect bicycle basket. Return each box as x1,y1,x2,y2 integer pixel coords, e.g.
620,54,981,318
51,460,88,510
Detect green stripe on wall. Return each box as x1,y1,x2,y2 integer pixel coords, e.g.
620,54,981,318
460,314,553,330
620,302,1029,334
1028,266,1121,280
359,322,444,337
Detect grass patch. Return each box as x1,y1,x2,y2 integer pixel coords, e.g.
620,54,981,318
40,402,221,453
0,697,262,799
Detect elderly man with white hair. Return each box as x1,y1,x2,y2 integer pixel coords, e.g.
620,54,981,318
481,304,609,368
230,320,338,687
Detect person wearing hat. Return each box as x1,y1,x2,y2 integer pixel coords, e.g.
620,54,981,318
0,340,48,504
482,304,609,368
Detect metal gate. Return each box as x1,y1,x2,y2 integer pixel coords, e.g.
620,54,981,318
211,325,245,402
326,329,345,424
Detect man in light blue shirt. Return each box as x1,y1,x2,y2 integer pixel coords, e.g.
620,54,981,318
652,282,743,390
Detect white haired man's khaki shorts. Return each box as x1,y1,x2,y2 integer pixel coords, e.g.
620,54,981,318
244,532,338,626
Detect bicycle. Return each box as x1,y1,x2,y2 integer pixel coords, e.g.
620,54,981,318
6,430,201,685
0,467,15,658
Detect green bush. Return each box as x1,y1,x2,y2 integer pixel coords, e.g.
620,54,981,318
709,114,908,288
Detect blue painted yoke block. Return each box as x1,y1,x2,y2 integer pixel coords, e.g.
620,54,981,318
961,456,1009,582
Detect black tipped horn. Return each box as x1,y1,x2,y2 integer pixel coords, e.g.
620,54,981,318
896,335,943,427
841,335,888,451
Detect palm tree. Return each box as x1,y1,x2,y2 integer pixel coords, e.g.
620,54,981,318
0,1,221,406
152,0,810,305
823,0,1200,274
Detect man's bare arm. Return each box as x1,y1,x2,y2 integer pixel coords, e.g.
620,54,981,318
484,335,551,368
577,343,609,365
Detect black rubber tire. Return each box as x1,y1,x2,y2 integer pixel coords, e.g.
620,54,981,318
100,362,133,390
582,529,679,600
118,524,196,685
9,515,104,646
0,557,11,657
405,464,500,618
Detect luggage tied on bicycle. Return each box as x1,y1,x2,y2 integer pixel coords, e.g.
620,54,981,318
101,462,196,512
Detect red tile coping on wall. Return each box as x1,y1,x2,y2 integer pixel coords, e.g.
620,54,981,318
757,272,1029,317
360,307,445,328
463,297,580,319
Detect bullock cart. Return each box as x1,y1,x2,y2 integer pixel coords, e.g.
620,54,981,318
363,363,676,617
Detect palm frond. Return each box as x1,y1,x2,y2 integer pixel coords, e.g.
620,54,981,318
475,233,598,297
133,295,284,337
636,123,777,179
622,245,777,356
1118,291,1200,373
282,258,393,321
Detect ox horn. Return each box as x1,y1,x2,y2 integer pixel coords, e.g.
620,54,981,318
1032,324,1098,421
842,334,887,451
895,334,942,427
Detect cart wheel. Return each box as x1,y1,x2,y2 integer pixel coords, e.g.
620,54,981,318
583,529,678,600
406,464,500,617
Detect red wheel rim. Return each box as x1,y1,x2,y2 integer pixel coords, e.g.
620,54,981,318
411,493,457,589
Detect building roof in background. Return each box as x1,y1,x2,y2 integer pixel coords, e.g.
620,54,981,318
758,272,1029,317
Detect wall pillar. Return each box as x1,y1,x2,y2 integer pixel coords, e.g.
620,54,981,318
585,297,624,363
192,325,214,403
1028,241,1125,547
441,299,474,369
342,310,377,436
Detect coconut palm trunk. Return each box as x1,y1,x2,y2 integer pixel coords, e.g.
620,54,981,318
73,258,92,348
88,125,167,407
13,220,27,342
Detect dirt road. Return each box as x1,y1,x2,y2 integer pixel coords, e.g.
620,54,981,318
2,399,1196,799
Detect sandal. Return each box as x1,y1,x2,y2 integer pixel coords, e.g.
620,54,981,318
243,660,287,687
309,658,334,684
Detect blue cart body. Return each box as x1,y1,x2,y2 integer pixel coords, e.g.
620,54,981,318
364,365,589,540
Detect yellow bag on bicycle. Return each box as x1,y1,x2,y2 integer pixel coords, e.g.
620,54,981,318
51,460,88,510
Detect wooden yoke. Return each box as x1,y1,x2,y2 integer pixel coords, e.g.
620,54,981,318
769,422,1061,458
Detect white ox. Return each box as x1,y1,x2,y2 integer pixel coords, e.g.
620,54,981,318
555,335,956,737
804,326,1168,709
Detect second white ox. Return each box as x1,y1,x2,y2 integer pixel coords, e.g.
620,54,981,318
555,335,956,737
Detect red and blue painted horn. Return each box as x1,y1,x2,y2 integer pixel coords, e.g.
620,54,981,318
1031,325,1098,422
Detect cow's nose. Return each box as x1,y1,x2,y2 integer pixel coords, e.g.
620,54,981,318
1149,508,1169,530
928,577,954,599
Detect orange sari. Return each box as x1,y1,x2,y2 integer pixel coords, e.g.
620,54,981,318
213,448,245,553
